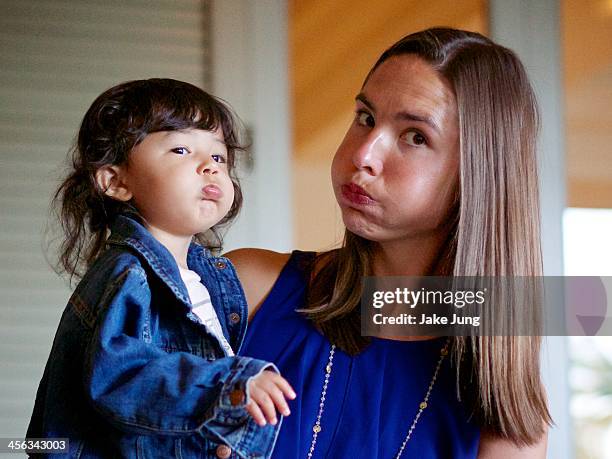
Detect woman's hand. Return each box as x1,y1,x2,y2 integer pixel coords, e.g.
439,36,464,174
246,370,296,426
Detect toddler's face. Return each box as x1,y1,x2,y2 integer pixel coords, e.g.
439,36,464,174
122,128,234,238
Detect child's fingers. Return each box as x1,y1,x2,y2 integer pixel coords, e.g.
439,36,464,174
258,393,278,425
273,374,297,400
251,387,278,425
267,385,291,416
246,400,267,427
247,371,296,424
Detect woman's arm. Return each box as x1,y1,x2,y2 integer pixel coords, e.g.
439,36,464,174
225,248,291,321
477,430,548,458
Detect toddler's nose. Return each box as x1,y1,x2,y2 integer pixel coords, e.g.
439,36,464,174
198,157,219,175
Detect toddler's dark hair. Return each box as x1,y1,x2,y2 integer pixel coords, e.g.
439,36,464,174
53,78,245,280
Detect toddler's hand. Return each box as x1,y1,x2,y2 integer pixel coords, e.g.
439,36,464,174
246,370,296,426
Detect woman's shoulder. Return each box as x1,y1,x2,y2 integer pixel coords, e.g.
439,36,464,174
224,249,292,284
224,248,292,319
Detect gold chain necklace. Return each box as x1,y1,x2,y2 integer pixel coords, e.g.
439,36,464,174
306,337,451,459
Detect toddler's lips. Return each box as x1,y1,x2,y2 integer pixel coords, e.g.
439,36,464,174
202,185,222,200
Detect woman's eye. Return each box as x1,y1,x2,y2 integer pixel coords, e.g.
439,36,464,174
355,110,374,128
402,130,427,147
171,147,190,155
212,154,226,163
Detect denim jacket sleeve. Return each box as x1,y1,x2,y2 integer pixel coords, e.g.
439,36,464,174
83,264,281,458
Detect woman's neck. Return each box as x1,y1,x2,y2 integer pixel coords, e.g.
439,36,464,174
371,232,447,277
371,234,447,342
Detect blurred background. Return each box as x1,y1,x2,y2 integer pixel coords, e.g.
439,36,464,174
0,0,610,458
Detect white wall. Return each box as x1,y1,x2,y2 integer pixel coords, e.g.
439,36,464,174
211,0,293,253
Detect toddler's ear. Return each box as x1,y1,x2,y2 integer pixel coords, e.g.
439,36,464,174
95,166,133,202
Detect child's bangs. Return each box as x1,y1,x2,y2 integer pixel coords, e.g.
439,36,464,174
147,91,216,132
146,84,240,151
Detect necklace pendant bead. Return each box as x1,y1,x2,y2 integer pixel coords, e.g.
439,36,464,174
326,364,332,373
313,425,321,433
420,401,428,409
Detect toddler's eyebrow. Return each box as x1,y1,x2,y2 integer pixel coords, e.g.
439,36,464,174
161,130,226,145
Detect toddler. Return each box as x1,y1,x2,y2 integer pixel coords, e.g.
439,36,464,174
27,79,294,458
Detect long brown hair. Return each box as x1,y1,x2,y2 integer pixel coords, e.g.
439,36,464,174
302,28,551,445
52,78,245,281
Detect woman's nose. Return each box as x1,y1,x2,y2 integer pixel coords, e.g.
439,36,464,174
351,131,385,176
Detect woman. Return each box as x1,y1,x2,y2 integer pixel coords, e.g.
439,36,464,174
228,28,551,458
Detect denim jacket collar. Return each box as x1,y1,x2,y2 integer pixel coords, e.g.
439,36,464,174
106,213,209,308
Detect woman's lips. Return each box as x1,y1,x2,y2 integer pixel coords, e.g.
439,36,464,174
202,184,222,200
341,183,375,205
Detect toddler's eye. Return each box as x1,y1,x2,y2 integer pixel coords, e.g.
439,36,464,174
212,154,226,163
171,147,190,155
355,110,374,128
402,130,427,147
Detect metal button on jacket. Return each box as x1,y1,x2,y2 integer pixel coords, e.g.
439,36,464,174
229,312,240,324
215,444,232,459
215,260,227,269
229,388,245,406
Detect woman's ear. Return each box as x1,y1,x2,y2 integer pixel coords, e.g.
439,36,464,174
95,165,133,202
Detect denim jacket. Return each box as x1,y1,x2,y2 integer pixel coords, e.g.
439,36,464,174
27,214,281,458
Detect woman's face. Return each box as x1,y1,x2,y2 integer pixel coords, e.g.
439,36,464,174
331,54,459,244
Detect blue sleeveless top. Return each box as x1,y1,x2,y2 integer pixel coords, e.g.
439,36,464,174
241,251,480,458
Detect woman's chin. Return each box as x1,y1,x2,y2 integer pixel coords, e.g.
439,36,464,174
341,208,383,241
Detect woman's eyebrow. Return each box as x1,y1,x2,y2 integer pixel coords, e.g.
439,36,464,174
355,92,441,135
355,92,376,111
